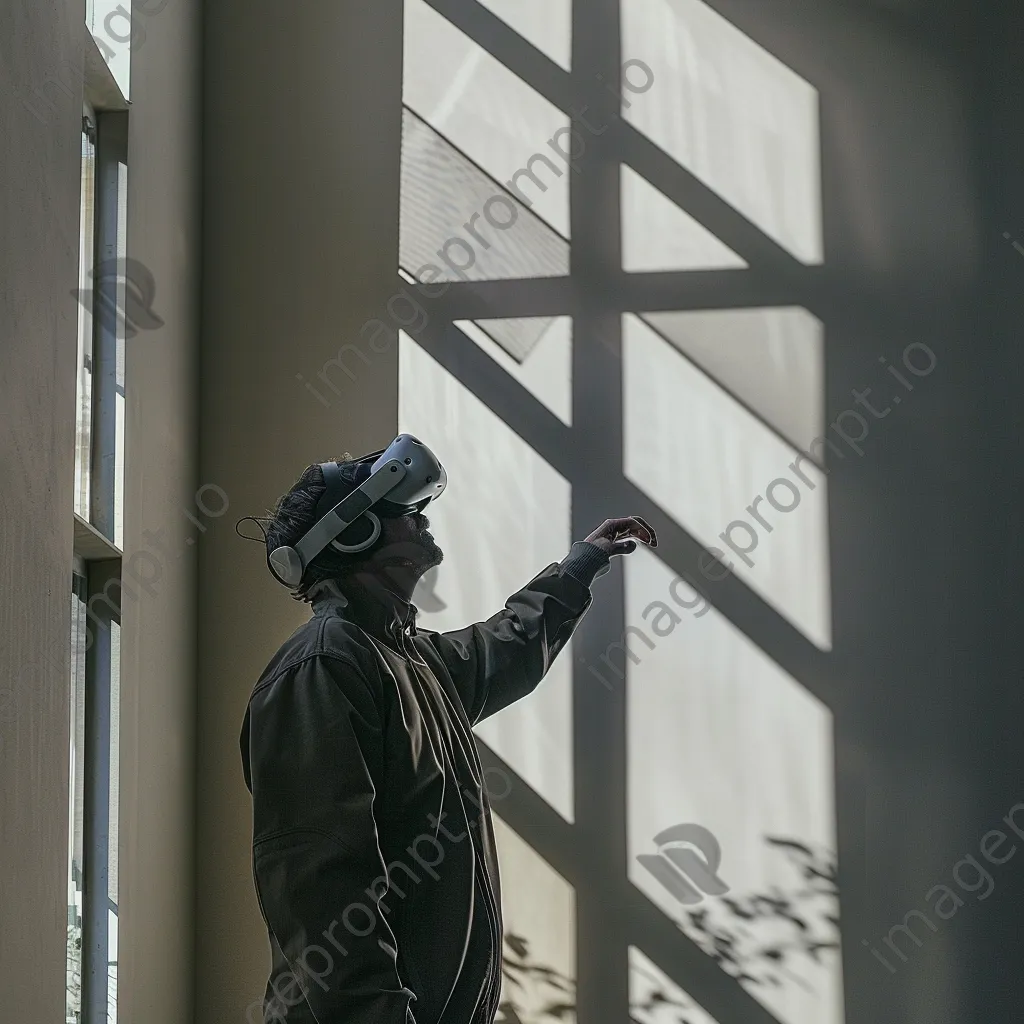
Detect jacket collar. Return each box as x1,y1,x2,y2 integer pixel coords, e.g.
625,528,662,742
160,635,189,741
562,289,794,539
310,577,419,642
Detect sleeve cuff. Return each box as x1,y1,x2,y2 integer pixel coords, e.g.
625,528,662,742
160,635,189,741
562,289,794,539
558,541,611,588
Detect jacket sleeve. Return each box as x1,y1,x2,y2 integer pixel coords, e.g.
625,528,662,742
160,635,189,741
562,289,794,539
246,652,418,1024
427,541,611,725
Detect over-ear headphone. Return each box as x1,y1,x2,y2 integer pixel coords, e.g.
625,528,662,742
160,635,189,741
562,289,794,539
320,460,382,555
266,434,447,588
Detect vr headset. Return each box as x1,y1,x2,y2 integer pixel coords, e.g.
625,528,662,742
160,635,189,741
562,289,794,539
268,434,447,588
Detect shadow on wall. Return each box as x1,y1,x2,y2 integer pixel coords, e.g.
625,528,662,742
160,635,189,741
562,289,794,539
496,836,840,1023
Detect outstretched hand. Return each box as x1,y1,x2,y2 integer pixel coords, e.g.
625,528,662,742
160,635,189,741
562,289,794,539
584,516,658,556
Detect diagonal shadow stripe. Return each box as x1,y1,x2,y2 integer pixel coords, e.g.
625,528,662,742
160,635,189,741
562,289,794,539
635,312,823,465
407,296,838,707
419,0,811,279
399,106,568,358
617,122,810,282
421,0,576,112
477,743,785,1024
616,476,834,699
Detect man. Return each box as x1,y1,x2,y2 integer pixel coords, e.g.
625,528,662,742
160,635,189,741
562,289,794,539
241,436,656,1024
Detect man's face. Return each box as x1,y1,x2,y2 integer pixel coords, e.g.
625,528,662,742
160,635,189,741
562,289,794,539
376,511,444,575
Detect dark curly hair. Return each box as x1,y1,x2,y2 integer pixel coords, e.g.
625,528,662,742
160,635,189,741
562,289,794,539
264,454,370,601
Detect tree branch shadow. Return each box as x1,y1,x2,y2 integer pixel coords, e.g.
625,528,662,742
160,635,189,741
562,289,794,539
496,835,841,1023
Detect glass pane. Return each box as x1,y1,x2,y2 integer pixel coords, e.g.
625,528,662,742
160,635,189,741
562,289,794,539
625,547,843,1024
630,945,721,1024
623,313,831,649
107,908,118,1023
87,1,131,99
622,164,747,272
475,0,572,71
107,620,121,1024
453,316,572,425
399,333,575,821
492,813,576,1022
75,133,96,520
400,109,569,283
114,162,128,550
621,0,822,264
403,0,571,238
66,574,88,1024
640,306,825,453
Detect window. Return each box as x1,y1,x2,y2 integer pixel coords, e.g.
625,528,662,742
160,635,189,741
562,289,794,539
75,126,96,521
73,106,128,545
64,558,122,1024
66,568,88,1024
67,98,128,1024
398,1,840,1022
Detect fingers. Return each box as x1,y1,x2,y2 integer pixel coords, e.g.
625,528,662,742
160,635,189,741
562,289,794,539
630,515,657,547
606,516,657,548
584,516,658,552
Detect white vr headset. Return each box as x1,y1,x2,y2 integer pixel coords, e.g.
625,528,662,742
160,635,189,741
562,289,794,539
268,434,447,588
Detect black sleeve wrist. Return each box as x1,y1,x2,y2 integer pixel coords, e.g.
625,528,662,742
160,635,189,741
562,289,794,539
558,540,612,588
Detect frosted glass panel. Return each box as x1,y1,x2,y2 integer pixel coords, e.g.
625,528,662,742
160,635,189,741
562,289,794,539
641,306,824,451
400,110,570,282
622,0,822,263
476,0,572,70
88,1,131,99
492,813,576,1022
623,314,831,649
399,334,574,821
114,162,128,550
630,945,721,1024
626,546,843,1024
75,133,96,521
404,0,570,236
622,165,747,272
107,621,120,1024
66,577,88,1024
454,317,572,425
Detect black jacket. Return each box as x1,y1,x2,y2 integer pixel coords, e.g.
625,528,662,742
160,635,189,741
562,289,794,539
240,541,611,1024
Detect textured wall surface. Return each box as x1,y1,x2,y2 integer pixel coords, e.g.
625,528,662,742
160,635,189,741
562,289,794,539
116,0,203,1020
195,2,405,1021
0,1,83,1018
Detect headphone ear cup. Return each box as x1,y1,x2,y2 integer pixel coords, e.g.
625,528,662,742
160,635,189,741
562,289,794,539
330,511,382,554
268,546,304,587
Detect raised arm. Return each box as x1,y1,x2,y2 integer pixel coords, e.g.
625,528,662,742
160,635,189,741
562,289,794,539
427,517,657,724
244,653,418,1024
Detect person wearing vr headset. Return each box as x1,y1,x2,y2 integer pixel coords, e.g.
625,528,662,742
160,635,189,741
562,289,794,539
240,435,656,1024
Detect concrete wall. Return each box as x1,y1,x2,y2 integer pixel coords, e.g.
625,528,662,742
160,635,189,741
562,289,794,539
116,0,203,1020
189,2,1023,1024
0,0,202,1019
195,2,405,1020
0,1,83,1018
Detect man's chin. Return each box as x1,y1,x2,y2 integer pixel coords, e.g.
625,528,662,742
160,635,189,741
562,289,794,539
422,540,444,569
